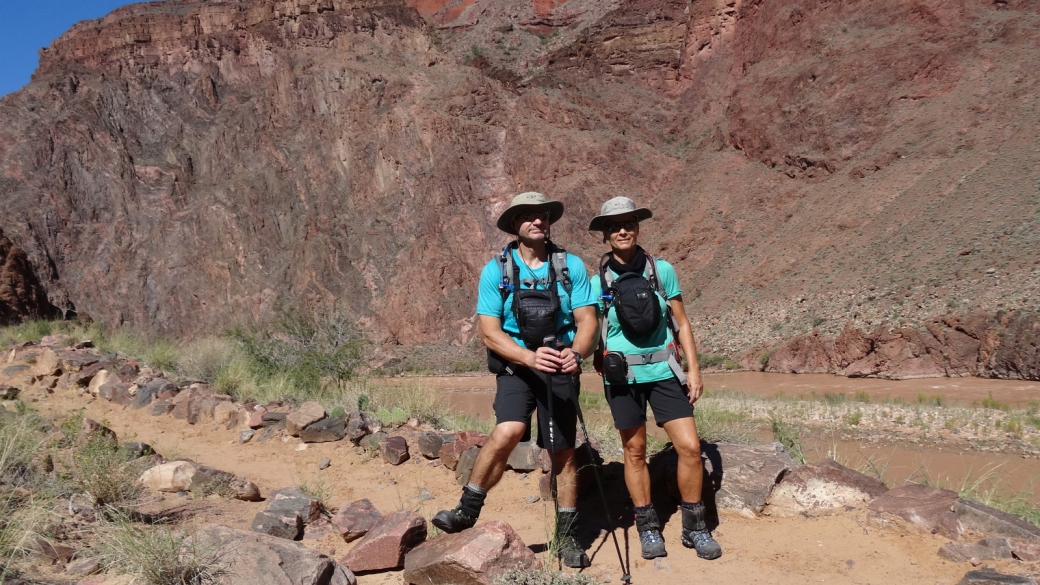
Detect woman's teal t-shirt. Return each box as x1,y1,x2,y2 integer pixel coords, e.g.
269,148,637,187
476,249,597,348
591,258,682,384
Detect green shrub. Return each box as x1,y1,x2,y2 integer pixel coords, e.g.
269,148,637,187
698,354,727,368
758,352,770,370
843,410,863,426
450,360,481,373
722,359,740,371
73,434,145,514
97,512,229,585
494,567,599,585
981,393,1010,412
229,306,365,388
853,391,871,403
770,415,804,464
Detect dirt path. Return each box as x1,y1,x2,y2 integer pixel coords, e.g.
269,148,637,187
34,386,1011,585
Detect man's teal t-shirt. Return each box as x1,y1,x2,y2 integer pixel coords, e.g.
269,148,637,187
591,259,682,384
477,248,597,348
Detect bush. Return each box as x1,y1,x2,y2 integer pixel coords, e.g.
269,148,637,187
97,512,229,585
494,567,598,585
229,306,365,387
698,353,727,368
73,434,145,514
770,415,804,464
843,410,863,426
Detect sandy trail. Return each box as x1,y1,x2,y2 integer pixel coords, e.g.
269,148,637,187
33,384,1013,585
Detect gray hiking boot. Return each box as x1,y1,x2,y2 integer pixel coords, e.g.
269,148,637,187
634,505,667,559
555,510,590,568
680,502,722,560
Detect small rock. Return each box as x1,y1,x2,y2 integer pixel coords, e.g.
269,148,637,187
439,431,488,471
957,567,1035,584
286,401,327,437
526,495,540,504
296,443,308,452
507,441,544,473
417,431,446,459
379,436,409,465
140,461,198,493
340,510,427,573
455,446,481,486
239,429,256,444
300,415,347,443
65,557,101,577
230,477,262,502
331,498,382,542
319,457,332,470
402,520,536,585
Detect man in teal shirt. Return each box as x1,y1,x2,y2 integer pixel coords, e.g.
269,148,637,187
433,192,598,568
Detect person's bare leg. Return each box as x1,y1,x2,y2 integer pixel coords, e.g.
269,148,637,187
619,424,651,507
661,416,721,559
432,421,525,534
551,447,578,507
660,417,703,503
467,421,526,489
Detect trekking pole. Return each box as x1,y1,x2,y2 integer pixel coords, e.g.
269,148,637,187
568,370,632,584
542,335,561,570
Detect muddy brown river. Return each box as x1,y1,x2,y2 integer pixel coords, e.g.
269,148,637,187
373,372,1040,500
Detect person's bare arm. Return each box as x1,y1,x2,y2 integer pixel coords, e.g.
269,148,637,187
479,315,561,373
558,305,597,374
668,295,704,404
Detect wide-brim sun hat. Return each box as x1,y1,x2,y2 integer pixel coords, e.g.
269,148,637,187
587,196,653,231
496,192,565,235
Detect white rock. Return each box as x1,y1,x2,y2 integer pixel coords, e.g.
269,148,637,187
213,401,240,426
139,461,197,492
87,370,110,396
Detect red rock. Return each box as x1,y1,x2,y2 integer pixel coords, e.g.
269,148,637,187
439,431,488,471
0,229,59,326
249,406,268,429
77,418,116,444
331,499,383,542
867,483,961,539
379,436,410,465
340,510,427,573
1011,539,1040,562
403,520,537,585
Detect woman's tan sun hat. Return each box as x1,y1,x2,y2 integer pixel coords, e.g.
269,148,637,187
496,192,565,235
587,196,653,231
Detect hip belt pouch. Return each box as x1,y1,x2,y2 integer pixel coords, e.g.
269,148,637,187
603,351,629,385
514,287,560,349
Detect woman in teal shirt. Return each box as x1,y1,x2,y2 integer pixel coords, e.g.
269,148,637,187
589,196,722,561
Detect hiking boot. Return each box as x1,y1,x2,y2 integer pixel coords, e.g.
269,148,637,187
431,486,484,534
555,510,590,568
680,502,722,560
634,505,667,559
431,507,477,534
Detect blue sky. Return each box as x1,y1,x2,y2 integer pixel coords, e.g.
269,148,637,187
1,0,150,97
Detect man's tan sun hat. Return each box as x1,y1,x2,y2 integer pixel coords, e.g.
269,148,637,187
587,196,653,231
496,191,565,235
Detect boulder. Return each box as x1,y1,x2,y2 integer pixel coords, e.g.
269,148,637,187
455,447,481,486
57,350,100,372
213,401,241,426
140,461,197,492
956,568,1036,584
69,359,115,387
339,510,427,573
192,524,356,585
98,382,133,406
867,483,961,538
249,406,268,429
955,499,1040,541
417,432,447,459
345,410,370,443
287,402,327,436
1,364,29,377
194,394,232,423
506,441,543,473
262,412,288,428
150,398,175,416
764,458,889,517
360,431,388,452
403,521,537,585
231,477,263,502
86,369,110,395
331,499,383,542
267,488,323,524
253,511,304,540
301,415,347,443
189,465,236,494
132,378,176,410
439,431,488,471
65,557,101,577
379,436,410,465
30,348,61,377
1012,539,1040,562
940,537,1013,563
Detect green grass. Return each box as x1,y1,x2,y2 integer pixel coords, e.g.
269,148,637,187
73,433,146,515
97,511,229,585
981,393,1011,412
770,414,805,464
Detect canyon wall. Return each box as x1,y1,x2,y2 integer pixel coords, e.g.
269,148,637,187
1,0,1038,376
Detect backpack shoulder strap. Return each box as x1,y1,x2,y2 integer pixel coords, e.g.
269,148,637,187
643,251,663,294
547,240,571,295
597,252,615,352
497,243,517,301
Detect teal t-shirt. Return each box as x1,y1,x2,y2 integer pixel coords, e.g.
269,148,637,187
477,249,597,348
591,259,682,384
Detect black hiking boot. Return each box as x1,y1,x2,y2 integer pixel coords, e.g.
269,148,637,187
431,486,484,534
554,510,591,568
680,501,722,560
634,505,667,559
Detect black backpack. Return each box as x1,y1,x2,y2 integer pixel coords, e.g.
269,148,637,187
599,253,663,340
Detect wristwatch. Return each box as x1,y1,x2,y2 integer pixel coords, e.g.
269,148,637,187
573,353,584,367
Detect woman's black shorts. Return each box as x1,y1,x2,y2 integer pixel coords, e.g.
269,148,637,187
493,366,578,451
604,376,693,430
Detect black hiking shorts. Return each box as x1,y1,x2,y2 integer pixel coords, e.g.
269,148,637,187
494,366,578,451
604,376,693,430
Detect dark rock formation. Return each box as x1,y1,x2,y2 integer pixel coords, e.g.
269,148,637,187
0,229,59,326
